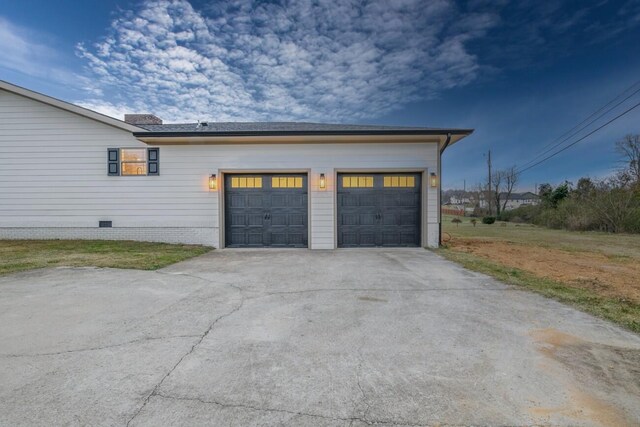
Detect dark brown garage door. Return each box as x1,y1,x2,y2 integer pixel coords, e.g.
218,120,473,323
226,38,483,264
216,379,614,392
224,173,308,248
337,173,421,247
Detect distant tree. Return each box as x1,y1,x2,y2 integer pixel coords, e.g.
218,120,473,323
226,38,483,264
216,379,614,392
616,134,640,187
491,166,518,216
538,183,553,198
471,218,477,227
500,167,518,214
451,217,462,227
574,177,595,200
550,183,570,208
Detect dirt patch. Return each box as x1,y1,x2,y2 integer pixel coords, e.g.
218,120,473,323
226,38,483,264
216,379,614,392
448,239,640,303
529,328,640,427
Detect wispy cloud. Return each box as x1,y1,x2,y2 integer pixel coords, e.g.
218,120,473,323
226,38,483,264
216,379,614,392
76,0,497,122
0,16,79,85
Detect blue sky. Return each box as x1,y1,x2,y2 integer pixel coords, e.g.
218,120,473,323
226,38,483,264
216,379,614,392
1,0,639,190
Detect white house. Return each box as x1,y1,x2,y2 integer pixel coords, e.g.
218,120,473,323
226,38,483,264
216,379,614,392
0,81,472,249
501,192,540,210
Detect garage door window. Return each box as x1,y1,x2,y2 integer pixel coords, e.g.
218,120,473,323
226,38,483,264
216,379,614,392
231,176,263,188
342,176,374,188
272,176,303,188
383,176,416,187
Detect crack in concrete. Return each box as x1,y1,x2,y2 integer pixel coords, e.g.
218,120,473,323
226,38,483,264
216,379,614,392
0,335,201,358
249,287,509,298
152,392,437,426
125,282,245,427
355,343,372,422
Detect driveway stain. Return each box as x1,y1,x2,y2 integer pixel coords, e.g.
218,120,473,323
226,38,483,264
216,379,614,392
529,328,639,427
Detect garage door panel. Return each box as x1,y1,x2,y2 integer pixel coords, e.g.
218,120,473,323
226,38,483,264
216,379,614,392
225,174,308,248
360,213,376,225
288,213,306,226
338,173,421,248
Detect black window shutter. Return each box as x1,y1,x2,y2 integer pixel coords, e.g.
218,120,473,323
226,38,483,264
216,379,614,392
107,148,119,176
147,148,159,175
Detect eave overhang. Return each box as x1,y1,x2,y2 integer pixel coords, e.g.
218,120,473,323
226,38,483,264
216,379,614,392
134,129,474,147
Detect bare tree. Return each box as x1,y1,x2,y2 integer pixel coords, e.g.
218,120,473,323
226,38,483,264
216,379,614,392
489,166,519,216
491,170,503,216
500,166,519,214
616,134,640,187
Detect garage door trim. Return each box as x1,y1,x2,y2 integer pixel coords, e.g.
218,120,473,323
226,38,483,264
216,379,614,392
219,169,312,249
333,168,427,248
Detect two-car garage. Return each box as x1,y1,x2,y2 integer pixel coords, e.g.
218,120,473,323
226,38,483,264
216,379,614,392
223,172,422,248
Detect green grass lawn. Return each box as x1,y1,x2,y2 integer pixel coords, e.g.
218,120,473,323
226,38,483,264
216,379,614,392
442,215,640,258
438,215,640,333
0,240,212,276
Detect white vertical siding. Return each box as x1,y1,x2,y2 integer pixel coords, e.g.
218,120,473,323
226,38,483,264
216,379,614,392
0,89,440,248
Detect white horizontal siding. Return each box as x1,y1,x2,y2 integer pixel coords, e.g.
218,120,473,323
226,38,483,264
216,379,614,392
0,88,440,248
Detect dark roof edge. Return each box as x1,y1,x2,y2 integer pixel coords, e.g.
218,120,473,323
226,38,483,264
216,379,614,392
134,129,474,138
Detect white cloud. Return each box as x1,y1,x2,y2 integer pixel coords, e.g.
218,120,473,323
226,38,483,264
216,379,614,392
77,0,496,122
0,17,80,85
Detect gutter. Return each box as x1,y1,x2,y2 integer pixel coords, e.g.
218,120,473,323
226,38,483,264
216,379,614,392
133,129,474,138
439,133,452,246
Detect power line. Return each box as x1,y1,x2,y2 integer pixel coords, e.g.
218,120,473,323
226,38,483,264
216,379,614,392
517,80,640,171
516,100,640,176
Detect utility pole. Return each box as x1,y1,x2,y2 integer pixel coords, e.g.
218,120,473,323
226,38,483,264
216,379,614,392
487,150,492,215
463,179,466,192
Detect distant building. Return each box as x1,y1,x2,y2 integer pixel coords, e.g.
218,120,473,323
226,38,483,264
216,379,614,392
501,192,540,210
476,191,539,210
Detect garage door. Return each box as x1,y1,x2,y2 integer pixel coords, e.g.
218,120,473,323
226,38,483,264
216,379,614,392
224,173,308,248
337,173,421,247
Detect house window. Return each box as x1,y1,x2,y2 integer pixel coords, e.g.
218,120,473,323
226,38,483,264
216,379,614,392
108,148,159,176
342,176,374,188
383,176,415,188
272,176,303,188
231,176,263,188
121,149,147,175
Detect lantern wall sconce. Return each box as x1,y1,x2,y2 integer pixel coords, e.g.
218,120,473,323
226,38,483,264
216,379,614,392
430,172,438,188
209,174,217,191
319,173,326,190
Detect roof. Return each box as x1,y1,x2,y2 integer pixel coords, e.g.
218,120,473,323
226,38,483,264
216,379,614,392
135,121,473,137
0,80,144,133
0,79,473,148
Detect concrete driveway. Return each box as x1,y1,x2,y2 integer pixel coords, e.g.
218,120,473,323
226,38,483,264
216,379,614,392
1,249,639,426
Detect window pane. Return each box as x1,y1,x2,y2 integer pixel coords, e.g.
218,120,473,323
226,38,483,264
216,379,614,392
407,176,415,187
271,177,279,188
295,177,302,187
247,177,255,188
287,177,295,187
399,176,407,187
391,176,399,187
384,176,391,187
239,177,247,188
343,176,350,187
121,149,146,161
366,177,373,187
121,162,147,175
255,177,263,188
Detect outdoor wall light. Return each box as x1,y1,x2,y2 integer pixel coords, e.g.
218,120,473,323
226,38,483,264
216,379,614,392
319,173,326,190
209,174,217,191
430,172,438,188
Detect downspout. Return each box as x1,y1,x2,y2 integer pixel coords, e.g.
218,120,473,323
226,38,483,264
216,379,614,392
438,133,452,246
